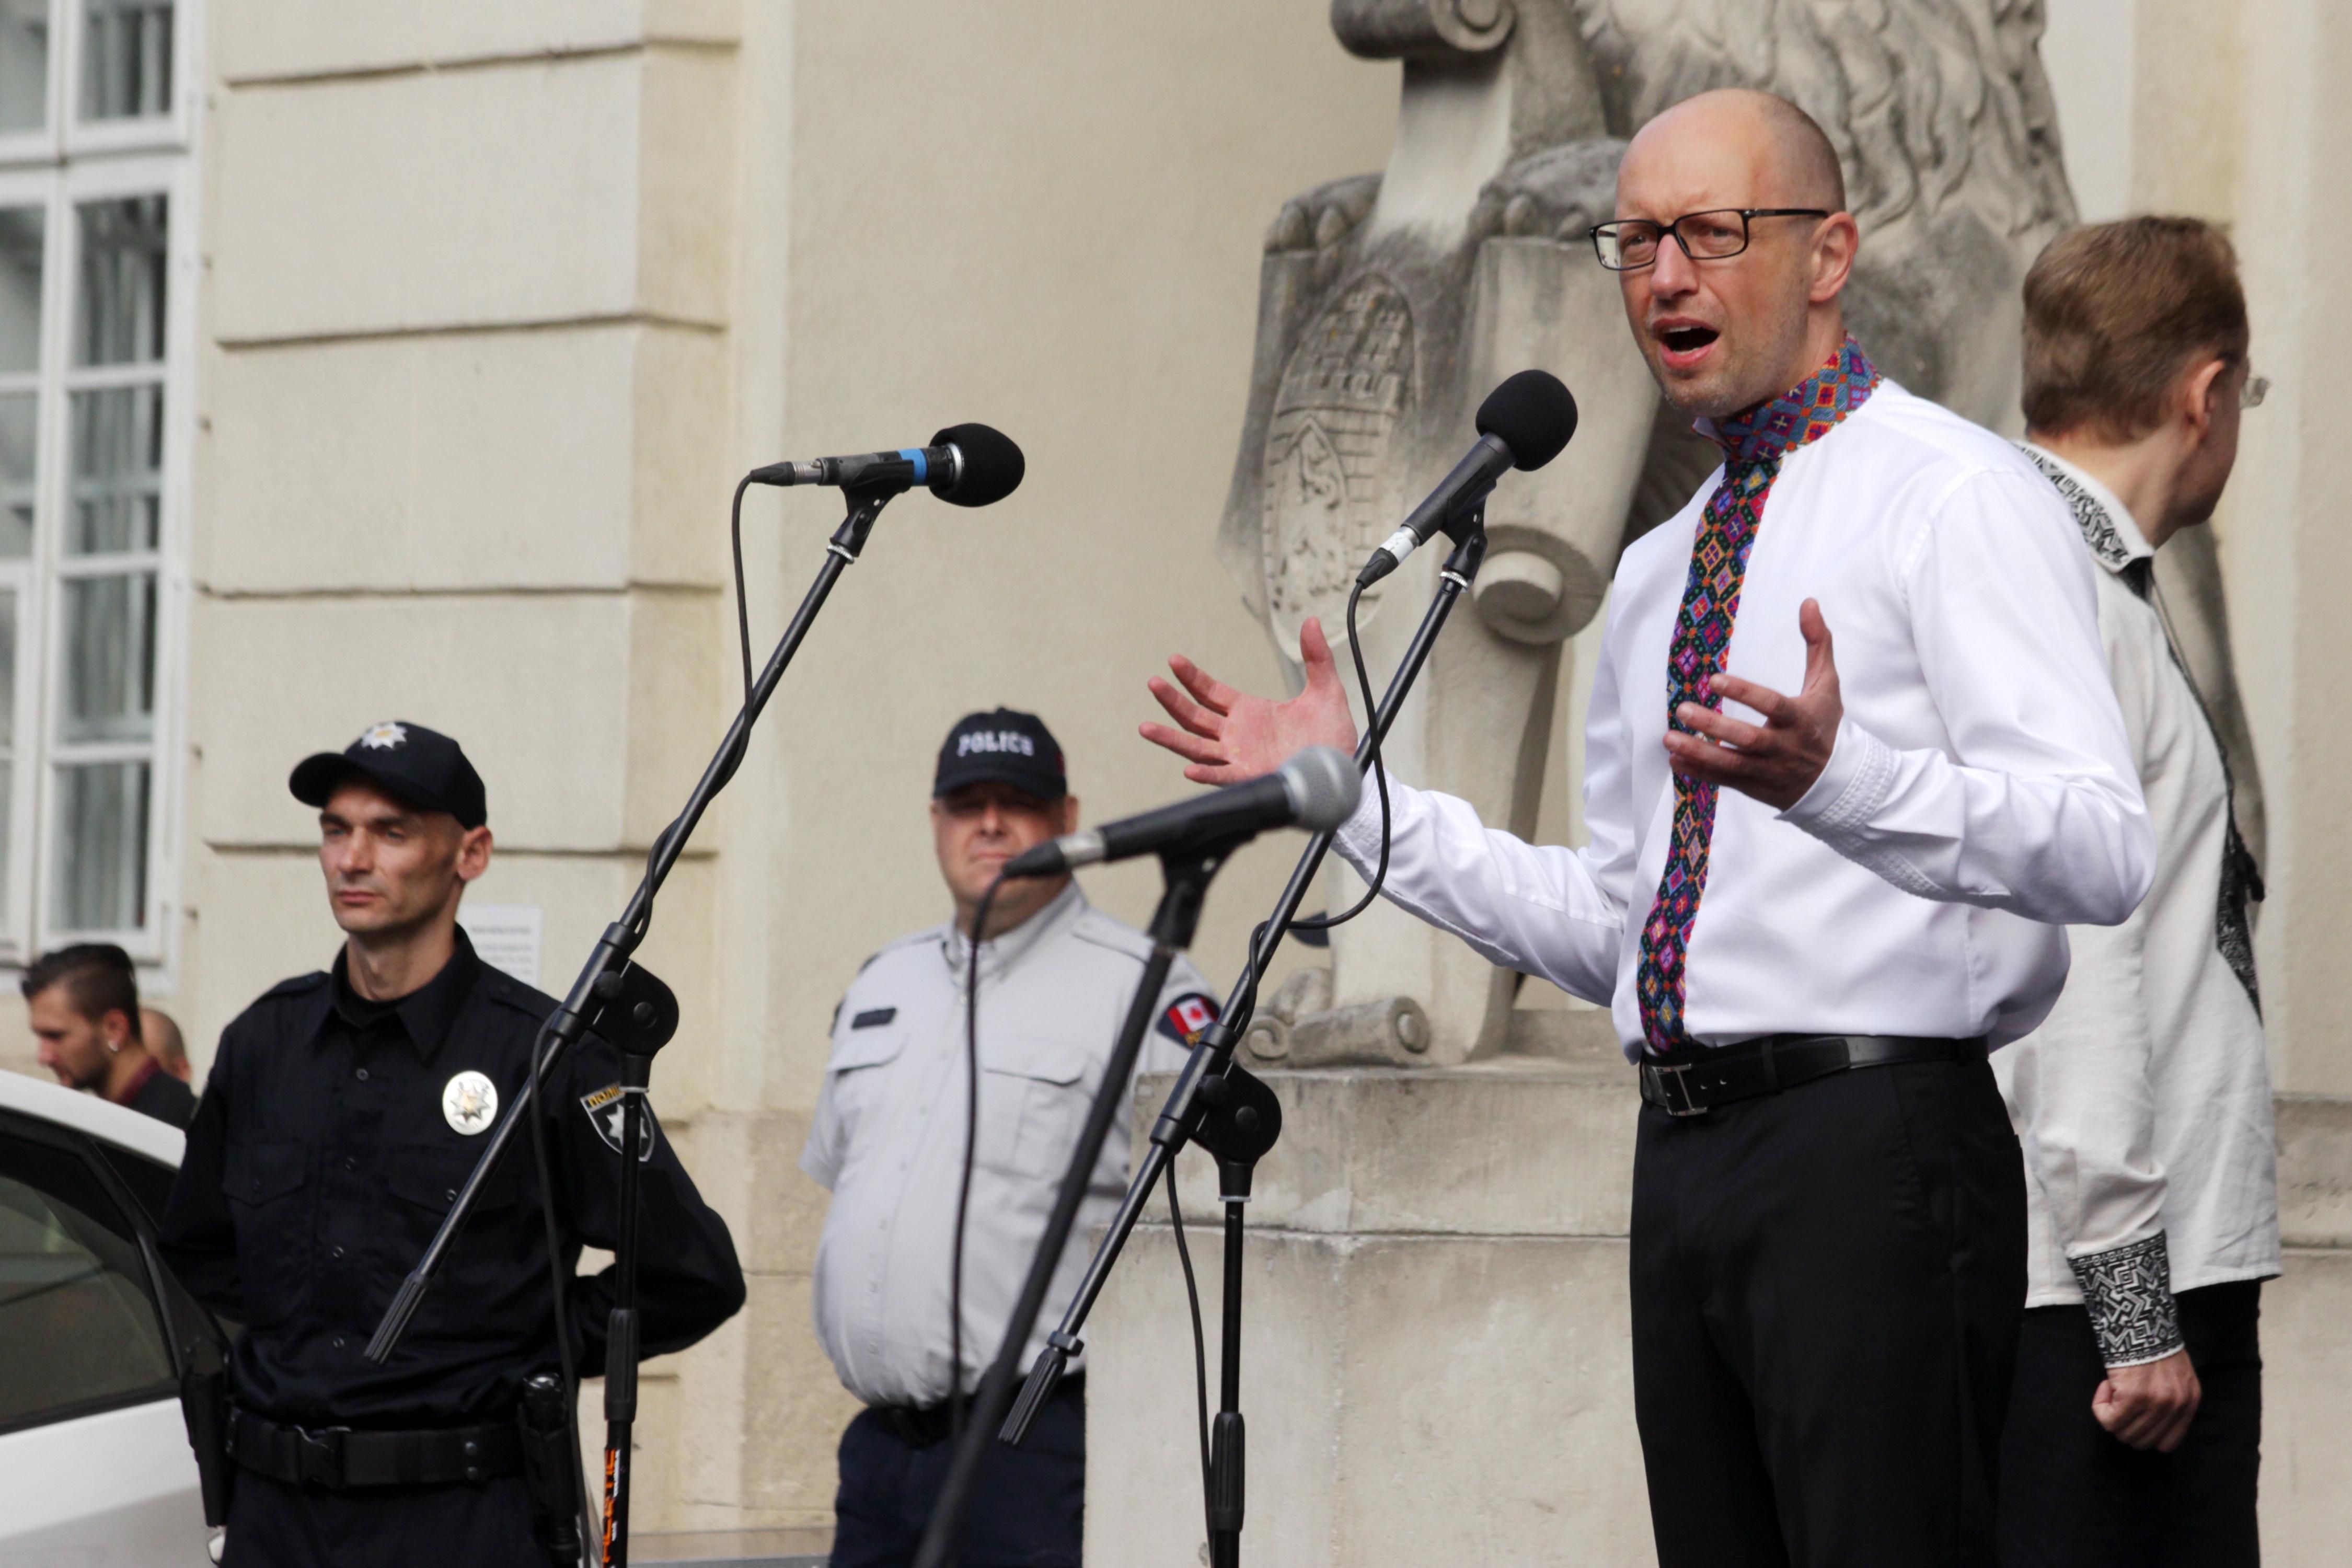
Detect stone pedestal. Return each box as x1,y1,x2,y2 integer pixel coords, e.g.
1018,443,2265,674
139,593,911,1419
1083,1022,2352,1567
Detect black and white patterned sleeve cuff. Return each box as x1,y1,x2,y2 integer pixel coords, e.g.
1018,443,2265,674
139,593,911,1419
2067,1232,2183,1368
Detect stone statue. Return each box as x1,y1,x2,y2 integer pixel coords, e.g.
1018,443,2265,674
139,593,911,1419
1220,0,2128,1067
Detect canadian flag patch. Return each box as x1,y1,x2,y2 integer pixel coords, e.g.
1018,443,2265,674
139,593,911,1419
1156,992,1219,1044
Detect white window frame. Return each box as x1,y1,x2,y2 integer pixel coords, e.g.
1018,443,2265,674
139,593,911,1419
0,0,197,971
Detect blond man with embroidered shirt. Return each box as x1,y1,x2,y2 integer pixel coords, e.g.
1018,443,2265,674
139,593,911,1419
1997,216,2278,1568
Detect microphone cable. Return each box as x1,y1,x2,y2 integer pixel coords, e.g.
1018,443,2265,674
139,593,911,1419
1286,579,1392,936
526,1011,602,1566
951,872,1007,1449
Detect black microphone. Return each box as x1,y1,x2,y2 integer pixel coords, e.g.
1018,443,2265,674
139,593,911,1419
746,422,1025,507
1356,371,1577,587
1003,747,1361,878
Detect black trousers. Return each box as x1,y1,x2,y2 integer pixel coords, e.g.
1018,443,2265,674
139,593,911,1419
1631,1056,2027,1567
1997,1279,2264,1567
831,1377,1087,1568
221,1470,539,1567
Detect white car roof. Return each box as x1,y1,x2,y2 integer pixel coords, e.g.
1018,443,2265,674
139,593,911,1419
0,1066,184,1167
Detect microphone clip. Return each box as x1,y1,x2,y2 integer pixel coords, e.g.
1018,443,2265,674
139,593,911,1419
1357,499,1488,591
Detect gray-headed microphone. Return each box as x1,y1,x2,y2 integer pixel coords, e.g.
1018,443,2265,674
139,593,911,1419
1002,747,1361,878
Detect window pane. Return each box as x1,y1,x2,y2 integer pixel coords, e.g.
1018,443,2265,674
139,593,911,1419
68,383,158,552
60,570,154,742
52,758,147,929
0,204,40,374
74,195,166,367
0,1134,175,1431
0,394,31,556
0,0,48,135
78,0,170,123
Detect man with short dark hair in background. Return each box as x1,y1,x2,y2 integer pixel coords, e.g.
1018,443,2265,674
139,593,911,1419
24,942,193,1128
1997,216,2278,1567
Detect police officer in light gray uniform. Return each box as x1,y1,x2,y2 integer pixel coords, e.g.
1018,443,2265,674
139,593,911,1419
803,708,1218,1568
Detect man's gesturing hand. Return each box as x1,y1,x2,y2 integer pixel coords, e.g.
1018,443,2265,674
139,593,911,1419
1142,616,1359,785
2093,1348,2202,1452
1663,598,1842,811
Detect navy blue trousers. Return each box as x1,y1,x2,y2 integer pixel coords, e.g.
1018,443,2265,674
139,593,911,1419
830,1379,1086,1568
221,1470,539,1567
1997,1280,2264,1567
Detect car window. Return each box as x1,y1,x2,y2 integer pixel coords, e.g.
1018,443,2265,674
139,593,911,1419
0,1133,177,1434
94,1138,179,1227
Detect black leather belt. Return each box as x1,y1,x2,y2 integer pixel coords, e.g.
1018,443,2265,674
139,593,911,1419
228,1408,522,1489
1638,1033,1986,1117
873,1372,1085,1450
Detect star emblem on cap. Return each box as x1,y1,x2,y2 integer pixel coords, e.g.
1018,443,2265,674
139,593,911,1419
358,722,408,751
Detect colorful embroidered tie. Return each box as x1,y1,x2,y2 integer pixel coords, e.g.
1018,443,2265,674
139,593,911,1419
1635,337,1881,1053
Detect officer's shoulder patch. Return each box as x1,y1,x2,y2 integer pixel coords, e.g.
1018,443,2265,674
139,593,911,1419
1155,991,1220,1045
579,1083,658,1162
259,971,331,1002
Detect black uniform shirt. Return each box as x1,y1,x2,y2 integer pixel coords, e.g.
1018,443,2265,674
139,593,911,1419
158,929,745,1428
119,1059,197,1128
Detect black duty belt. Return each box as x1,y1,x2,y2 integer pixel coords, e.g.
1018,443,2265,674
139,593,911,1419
874,1371,1085,1451
1638,1033,1986,1118
228,1408,523,1489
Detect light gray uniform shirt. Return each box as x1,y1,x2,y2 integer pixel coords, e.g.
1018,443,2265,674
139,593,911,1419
1994,447,2279,1368
801,881,1214,1407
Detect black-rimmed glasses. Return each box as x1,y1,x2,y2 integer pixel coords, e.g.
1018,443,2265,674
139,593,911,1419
1589,208,1831,271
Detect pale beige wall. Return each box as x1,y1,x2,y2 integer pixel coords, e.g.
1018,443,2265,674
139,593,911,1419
754,6,1398,1138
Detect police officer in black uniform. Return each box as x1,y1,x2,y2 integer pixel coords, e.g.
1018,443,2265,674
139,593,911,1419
159,721,746,1567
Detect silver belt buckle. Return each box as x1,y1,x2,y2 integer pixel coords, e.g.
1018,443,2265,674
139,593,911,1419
1649,1060,1708,1117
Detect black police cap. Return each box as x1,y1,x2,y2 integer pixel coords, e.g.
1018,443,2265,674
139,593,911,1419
290,721,488,829
933,708,1066,801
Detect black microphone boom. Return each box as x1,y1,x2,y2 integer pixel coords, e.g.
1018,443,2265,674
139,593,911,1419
746,421,1025,507
1004,747,1361,878
1356,371,1577,587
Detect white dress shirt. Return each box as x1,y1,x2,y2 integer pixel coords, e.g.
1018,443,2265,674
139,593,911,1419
1992,447,2278,1366
1332,378,2153,1057
801,881,1209,1406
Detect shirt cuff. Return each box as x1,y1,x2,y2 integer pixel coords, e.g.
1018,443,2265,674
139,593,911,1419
1778,714,1899,849
1331,766,1388,869
2066,1232,2184,1368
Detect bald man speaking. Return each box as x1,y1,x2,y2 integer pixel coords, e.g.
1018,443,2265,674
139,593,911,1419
1145,91,2151,1563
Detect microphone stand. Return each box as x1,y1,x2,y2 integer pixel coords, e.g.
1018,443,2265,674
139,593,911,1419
990,520,1489,1567
363,478,911,1568
910,835,1241,1568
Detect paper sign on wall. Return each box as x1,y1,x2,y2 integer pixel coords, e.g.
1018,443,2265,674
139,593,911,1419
458,904,543,987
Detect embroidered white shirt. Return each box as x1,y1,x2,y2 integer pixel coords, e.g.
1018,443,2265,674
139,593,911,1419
1331,379,2153,1056
801,882,1209,1406
1992,447,2279,1365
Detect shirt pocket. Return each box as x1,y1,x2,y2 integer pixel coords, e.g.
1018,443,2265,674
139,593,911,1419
979,1035,1094,1182
222,1142,312,1327
380,1147,525,1308
824,1023,910,1147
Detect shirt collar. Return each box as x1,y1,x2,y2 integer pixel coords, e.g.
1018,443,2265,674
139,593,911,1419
2019,443,2154,574
941,879,1086,987
1695,334,1882,467
326,926,485,1062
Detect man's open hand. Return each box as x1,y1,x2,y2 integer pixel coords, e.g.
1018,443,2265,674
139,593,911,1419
1142,616,1358,785
2093,1348,2201,1452
1663,598,1842,811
